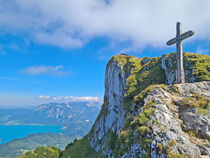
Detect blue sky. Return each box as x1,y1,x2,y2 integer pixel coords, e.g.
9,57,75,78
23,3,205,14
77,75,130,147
0,0,209,106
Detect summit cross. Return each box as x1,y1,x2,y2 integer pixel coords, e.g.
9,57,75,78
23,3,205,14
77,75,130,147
167,22,194,84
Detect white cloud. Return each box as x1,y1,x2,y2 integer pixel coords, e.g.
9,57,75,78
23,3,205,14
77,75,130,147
38,95,101,103
38,95,50,100
37,95,103,107
0,0,210,50
35,31,83,48
0,95,102,107
23,65,70,76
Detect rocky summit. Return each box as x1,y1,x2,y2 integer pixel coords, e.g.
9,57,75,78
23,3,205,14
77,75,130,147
61,52,210,158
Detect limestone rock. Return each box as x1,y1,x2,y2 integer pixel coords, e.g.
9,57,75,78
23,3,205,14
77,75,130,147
87,53,210,158
161,53,210,84
88,57,127,154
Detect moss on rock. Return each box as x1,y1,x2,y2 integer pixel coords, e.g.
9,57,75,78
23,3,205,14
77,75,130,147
182,93,210,115
184,53,210,82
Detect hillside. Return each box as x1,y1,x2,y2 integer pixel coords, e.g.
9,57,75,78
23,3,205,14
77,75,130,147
18,146,60,158
61,52,210,158
0,133,71,158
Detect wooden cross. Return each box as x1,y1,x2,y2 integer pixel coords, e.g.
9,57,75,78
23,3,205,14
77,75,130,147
167,22,194,84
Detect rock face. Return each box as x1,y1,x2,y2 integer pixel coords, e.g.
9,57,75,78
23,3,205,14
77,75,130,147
143,82,210,158
161,53,210,84
88,57,127,152
74,53,210,158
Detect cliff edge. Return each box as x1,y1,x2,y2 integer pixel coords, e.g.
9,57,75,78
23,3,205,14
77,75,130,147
61,52,210,158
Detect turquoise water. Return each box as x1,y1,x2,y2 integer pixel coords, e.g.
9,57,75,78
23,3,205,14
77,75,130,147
0,125,62,144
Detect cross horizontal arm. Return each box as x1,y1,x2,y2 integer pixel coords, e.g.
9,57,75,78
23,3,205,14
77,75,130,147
166,30,194,46
178,30,194,41
166,37,177,46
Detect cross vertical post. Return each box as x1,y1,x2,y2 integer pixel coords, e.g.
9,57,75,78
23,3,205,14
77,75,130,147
176,22,184,84
166,22,194,84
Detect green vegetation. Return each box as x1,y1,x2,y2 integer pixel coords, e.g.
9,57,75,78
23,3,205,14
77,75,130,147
162,52,210,83
100,81,166,157
166,140,179,157
186,130,203,139
123,56,166,111
0,133,72,158
108,54,166,111
119,130,129,144
107,131,118,150
184,53,210,81
168,153,188,158
134,84,166,105
167,140,176,147
60,136,104,158
137,113,150,125
115,98,157,157
182,93,210,115
166,140,188,158
136,126,151,135
197,107,209,115
112,55,130,71
18,146,60,158
110,52,209,112
18,135,104,158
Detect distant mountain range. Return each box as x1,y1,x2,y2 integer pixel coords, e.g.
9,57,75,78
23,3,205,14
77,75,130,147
0,101,101,137
0,102,101,157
